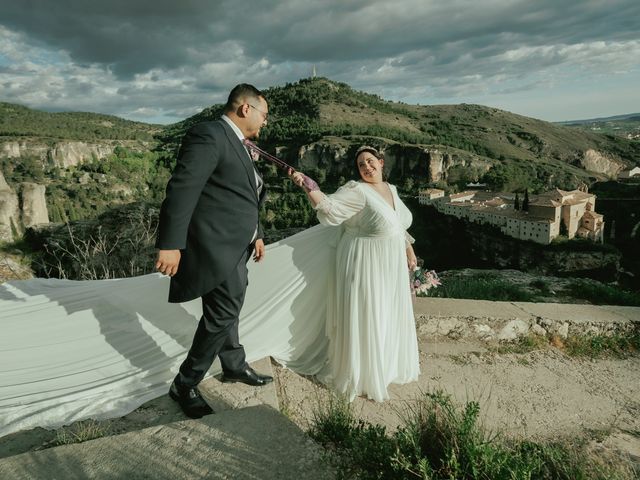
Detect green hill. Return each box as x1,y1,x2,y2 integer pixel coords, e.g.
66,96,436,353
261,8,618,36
0,102,161,141
3,77,640,227
558,113,640,140
158,78,640,193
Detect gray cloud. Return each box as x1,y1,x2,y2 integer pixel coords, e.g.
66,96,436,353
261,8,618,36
0,0,638,122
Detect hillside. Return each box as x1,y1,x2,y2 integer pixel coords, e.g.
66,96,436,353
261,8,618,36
157,78,640,194
558,113,640,141
0,104,169,231
0,102,161,141
3,79,640,291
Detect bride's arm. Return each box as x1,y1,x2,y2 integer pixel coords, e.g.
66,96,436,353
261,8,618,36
289,171,364,226
289,170,324,207
406,244,417,270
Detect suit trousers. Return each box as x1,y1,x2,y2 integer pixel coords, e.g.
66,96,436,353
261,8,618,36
176,245,253,388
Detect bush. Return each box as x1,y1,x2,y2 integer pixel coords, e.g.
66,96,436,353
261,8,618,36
432,276,535,302
564,279,640,306
28,202,159,280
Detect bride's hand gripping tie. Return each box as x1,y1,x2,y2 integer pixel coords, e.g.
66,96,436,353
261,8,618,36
242,138,319,192
288,168,319,192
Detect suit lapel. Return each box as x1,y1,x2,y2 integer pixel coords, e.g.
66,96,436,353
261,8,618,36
220,121,259,201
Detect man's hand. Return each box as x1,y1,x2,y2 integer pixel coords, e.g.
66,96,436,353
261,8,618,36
156,249,181,276
253,239,265,262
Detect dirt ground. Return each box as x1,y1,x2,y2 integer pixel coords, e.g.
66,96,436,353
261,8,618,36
272,335,640,473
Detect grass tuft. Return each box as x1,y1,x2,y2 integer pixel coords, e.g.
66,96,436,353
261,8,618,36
54,420,109,446
564,333,640,359
309,391,633,479
495,334,549,354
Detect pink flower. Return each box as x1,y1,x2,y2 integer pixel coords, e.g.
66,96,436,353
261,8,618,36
409,260,442,297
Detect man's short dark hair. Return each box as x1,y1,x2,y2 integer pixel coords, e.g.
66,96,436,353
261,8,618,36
224,84,264,113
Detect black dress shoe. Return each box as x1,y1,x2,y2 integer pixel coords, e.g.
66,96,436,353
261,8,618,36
169,380,214,419
221,366,273,386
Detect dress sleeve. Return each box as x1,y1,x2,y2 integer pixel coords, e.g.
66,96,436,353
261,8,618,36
404,231,415,248
314,181,366,226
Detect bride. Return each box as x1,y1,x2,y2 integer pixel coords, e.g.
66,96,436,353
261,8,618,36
0,146,419,437
291,146,420,402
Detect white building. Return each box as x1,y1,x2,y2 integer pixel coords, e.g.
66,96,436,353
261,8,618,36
418,188,445,205
427,188,604,244
618,167,640,181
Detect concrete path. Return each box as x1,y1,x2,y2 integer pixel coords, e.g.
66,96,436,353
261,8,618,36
0,405,333,480
0,356,334,480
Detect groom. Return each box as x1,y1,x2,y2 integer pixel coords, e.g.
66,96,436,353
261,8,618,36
155,83,272,418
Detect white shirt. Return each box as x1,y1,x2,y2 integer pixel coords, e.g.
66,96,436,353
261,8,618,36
221,114,262,242
221,114,263,193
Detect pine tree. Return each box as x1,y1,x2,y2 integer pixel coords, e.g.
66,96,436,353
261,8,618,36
522,189,529,212
514,192,520,210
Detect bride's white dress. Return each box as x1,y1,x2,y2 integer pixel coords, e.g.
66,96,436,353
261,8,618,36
0,181,418,437
315,181,419,401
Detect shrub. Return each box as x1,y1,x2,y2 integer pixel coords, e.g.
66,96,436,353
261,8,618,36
432,276,535,302
564,279,640,306
309,391,632,479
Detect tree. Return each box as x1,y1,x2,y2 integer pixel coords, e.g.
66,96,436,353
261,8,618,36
514,192,520,210
522,188,529,212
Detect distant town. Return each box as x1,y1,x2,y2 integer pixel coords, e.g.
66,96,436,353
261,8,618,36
419,186,605,245
418,168,640,245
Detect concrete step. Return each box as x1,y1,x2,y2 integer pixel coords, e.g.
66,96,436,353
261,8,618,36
0,404,334,480
0,357,280,461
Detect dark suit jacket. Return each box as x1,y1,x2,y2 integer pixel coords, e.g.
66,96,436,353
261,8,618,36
156,119,266,303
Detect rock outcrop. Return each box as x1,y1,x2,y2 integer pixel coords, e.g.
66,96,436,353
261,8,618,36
20,183,49,228
0,171,20,242
580,149,625,178
295,138,491,183
0,178,51,242
0,141,49,162
0,139,151,169
49,142,116,168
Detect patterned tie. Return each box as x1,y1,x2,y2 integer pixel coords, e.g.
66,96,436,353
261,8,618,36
243,139,263,193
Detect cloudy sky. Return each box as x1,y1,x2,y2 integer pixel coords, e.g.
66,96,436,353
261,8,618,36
1,0,639,124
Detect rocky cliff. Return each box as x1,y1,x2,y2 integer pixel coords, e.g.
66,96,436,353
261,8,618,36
0,173,50,242
0,170,20,242
0,139,151,168
580,149,626,178
295,137,491,183
20,183,49,228
407,200,622,282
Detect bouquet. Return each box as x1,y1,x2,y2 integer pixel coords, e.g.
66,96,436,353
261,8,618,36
410,266,441,298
